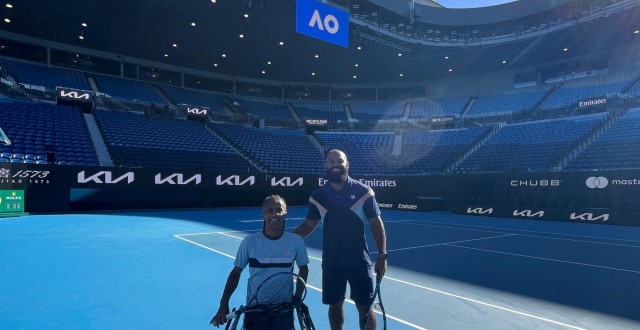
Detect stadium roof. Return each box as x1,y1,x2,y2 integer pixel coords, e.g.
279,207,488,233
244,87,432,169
0,0,638,84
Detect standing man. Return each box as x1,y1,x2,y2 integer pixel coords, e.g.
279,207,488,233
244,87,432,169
294,149,387,330
211,195,310,329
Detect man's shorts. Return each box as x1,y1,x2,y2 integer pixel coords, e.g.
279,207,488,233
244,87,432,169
322,266,374,306
243,309,294,330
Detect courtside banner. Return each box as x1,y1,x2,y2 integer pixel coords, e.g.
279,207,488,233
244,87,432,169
296,0,349,48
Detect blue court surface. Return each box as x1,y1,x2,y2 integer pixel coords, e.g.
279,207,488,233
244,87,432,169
2,207,640,330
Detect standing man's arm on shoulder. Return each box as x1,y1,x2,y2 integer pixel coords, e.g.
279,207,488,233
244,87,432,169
211,266,243,327
293,218,319,238
368,215,387,282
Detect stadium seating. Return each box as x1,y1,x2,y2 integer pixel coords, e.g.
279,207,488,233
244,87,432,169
389,126,491,175
0,98,97,165
564,108,640,170
541,72,635,111
94,109,254,171
159,85,233,117
230,96,294,121
2,54,639,176
409,96,470,119
211,123,324,174
629,81,640,98
0,58,91,91
456,113,608,172
93,74,166,105
290,100,347,125
463,87,551,118
314,131,394,175
349,100,405,122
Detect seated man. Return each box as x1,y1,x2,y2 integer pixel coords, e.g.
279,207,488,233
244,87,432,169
211,195,310,329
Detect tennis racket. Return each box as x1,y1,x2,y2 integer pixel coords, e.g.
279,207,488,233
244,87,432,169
224,272,307,330
363,280,386,330
296,302,316,330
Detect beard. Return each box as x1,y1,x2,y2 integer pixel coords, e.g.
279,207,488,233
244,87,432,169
326,166,347,184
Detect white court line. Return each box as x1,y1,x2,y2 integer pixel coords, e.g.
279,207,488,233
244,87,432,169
392,220,640,248
387,234,514,252
174,234,236,259
384,275,587,330
447,243,640,274
393,219,640,245
175,231,586,330
218,232,244,240
175,233,427,330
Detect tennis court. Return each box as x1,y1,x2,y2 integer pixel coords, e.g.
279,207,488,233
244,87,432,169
2,207,639,329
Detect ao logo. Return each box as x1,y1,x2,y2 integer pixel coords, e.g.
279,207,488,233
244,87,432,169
296,0,348,48
586,176,608,189
308,10,339,34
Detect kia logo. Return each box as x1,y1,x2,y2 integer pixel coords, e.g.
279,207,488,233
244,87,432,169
216,175,255,186
586,176,608,189
77,171,134,184
570,212,609,221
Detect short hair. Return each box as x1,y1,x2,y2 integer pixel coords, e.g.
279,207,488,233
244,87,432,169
325,149,347,159
262,194,287,209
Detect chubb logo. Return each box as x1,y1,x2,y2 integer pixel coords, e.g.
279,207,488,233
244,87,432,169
510,180,560,187
155,173,201,185
586,176,608,189
308,10,340,34
77,171,134,184
271,177,304,187
216,175,255,186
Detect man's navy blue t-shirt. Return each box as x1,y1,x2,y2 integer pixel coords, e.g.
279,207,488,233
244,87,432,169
306,177,381,270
